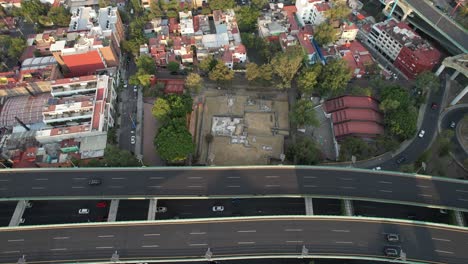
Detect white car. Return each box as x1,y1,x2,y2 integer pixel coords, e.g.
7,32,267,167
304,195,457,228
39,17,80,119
156,207,167,213
212,206,224,212
78,208,89,214
372,167,382,171
418,130,426,138
131,135,136,144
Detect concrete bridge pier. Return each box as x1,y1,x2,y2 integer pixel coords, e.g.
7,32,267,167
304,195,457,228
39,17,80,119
107,199,119,222
147,198,158,220
384,1,413,21
9,200,29,227
304,197,314,215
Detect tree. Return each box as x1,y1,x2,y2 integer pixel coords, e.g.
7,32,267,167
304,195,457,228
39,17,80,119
78,145,140,167
271,47,304,89
201,7,212,15
136,55,157,74
297,67,319,95
98,0,111,8
167,61,180,73
290,99,319,127
251,0,268,9
246,62,261,81
21,0,49,22
209,0,235,11
185,73,203,93
325,3,351,21
152,97,171,120
166,94,193,118
199,55,216,72
286,137,321,165
149,1,164,18
154,118,195,162
386,107,418,140
438,130,454,157
349,86,372,97
314,23,339,45
415,71,440,94
315,59,352,96
339,137,373,161
48,6,70,27
236,7,260,32
380,99,400,112
259,64,273,81
8,37,26,60
209,62,235,83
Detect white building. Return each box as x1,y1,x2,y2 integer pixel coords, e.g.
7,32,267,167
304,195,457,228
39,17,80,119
295,0,330,26
367,19,406,61
179,11,194,36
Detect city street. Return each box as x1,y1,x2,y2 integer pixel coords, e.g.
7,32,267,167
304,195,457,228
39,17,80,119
118,57,138,153
0,202,16,226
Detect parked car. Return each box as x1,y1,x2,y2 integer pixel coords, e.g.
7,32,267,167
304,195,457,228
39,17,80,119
386,233,400,242
212,205,224,212
396,156,407,164
88,178,102,185
383,246,400,257
372,167,382,171
418,130,426,138
133,86,137,92
450,121,456,129
156,207,167,213
79,208,89,214
131,135,136,144
439,209,448,214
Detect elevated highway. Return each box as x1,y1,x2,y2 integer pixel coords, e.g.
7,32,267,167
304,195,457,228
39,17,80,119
0,216,467,264
1,167,468,211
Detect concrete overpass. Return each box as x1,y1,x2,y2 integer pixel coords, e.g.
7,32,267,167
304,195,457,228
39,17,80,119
436,53,468,105
383,0,468,54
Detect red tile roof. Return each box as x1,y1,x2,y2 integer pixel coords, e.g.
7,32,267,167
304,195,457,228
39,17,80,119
325,96,380,112
298,32,315,55
333,121,384,138
331,108,383,124
61,51,105,77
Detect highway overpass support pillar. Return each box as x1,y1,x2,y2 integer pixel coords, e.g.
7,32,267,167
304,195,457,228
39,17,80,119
107,199,119,222
435,64,446,76
343,200,354,216
454,211,466,227
451,70,460,80
9,200,28,226
450,85,468,105
304,197,313,215
148,198,158,220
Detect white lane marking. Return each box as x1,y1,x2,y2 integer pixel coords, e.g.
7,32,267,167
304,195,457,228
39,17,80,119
35,178,48,181
285,229,303,232
456,189,468,193
304,185,317,188
228,176,240,179
141,245,159,248
435,250,454,254
0,179,10,182
143,233,160,236
71,186,84,189
417,185,429,188
432,238,451,242
53,237,69,240
419,194,433,198
2,250,20,254
237,230,256,233
190,232,206,235
378,181,392,184
265,185,280,187
458,198,468,202
187,185,203,188
227,185,240,188
96,246,114,249
188,176,203,179
189,243,208,246
73,177,86,180
109,186,123,189
304,176,317,179
0,187,7,190
238,242,255,245
149,177,165,180
31,187,45,190
8,239,24,242
340,186,355,189
265,176,279,178
50,248,67,251
339,177,353,181
98,235,114,238
379,190,393,193
111,177,126,180
332,230,350,233
148,186,162,188
286,240,303,243
335,241,353,244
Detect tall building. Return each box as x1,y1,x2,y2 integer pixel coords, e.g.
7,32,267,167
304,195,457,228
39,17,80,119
367,18,441,79
295,0,330,26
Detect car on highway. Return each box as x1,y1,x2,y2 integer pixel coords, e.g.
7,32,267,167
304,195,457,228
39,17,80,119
383,246,400,257
372,167,382,170
450,121,456,129
212,205,224,212
131,135,136,144
78,208,89,214
20,218,25,224
396,156,407,164
431,102,439,110
386,233,400,242
88,178,102,185
156,207,167,213
418,130,426,138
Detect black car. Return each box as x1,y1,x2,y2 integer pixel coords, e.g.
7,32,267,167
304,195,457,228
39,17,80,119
396,156,407,164
383,246,400,257
88,178,102,185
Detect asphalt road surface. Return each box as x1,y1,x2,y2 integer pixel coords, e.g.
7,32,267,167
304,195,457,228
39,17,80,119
313,199,342,215
115,199,149,221
1,167,468,211
156,198,305,220
440,107,468,170
0,202,16,226
377,79,445,171
118,57,138,153
0,217,467,264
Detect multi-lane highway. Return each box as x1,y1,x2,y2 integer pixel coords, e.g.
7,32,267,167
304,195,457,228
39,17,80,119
1,167,468,211
0,216,467,264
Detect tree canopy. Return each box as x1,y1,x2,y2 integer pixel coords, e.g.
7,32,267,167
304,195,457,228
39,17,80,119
167,61,180,73
297,67,320,95
339,137,374,161
185,73,203,94
20,0,49,22
251,0,268,9
48,6,70,26
0,36,26,60
130,55,157,88
199,55,217,72
236,7,260,32
209,62,235,83
152,97,171,121
286,137,322,165
314,23,340,45
415,71,440,94
77,145,140,167
314,59,352,97
271,47,304,89
209,0,235,11
290,99,319,127
246,62,261,81
325,3,351,21
154,118,195,162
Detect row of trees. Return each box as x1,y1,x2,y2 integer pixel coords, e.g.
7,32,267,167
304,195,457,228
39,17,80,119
129,55,157,88
152,94,195,162
199,55,235,83
0,35,26,63
12,0,70,26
